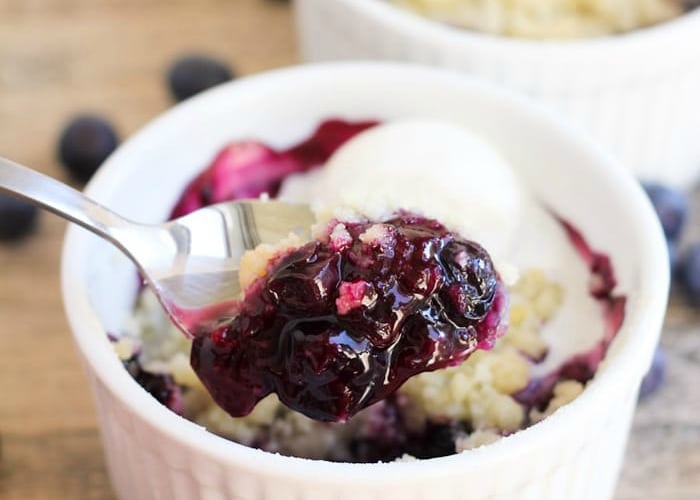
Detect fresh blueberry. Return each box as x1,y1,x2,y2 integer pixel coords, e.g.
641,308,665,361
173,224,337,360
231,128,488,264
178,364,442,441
58,115,119,182
668,240,679,276
679,243,700,305
682,1,700,12
167,55,233,102
642,182,689,242
0,194,39,241
639,347,666,399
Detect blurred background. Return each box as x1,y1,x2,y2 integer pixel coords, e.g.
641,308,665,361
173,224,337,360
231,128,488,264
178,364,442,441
0,1,698,499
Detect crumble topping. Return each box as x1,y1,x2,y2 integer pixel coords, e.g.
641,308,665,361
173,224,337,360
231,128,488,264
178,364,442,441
118,263,568,461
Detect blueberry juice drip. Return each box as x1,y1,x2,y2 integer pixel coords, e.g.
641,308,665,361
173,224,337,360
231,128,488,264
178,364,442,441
191,215,506,422
170,119,377,219
514,219,626,411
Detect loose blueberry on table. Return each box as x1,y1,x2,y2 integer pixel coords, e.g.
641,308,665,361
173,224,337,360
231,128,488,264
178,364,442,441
0,194,39,241
642,181,700,309
58,115,119,182
680,243,700,306
167,55,234,102
639,347,666,399
642,182,688,242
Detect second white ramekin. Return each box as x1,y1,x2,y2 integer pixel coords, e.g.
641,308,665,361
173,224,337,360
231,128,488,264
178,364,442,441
295,0,700,187
62,63,669,500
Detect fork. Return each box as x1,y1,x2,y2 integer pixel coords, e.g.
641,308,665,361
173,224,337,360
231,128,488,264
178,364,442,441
0,157,315,337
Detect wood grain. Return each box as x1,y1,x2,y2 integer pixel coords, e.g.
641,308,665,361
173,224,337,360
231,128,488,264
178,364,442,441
0,1,697,499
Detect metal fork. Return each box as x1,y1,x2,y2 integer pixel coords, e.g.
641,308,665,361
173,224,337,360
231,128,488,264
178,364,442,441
0,157,315,337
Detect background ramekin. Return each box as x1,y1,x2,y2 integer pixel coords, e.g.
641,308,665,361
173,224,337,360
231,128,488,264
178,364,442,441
62,62,668,500
295,0,700,187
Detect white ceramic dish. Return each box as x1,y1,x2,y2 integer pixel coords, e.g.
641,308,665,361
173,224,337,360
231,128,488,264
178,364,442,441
62,62,668,500
295,0,700,187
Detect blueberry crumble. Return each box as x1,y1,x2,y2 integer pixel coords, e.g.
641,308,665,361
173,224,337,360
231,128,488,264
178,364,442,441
115,119,627,462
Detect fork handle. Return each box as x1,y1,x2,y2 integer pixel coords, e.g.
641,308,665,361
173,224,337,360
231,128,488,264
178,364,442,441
0,156,133,250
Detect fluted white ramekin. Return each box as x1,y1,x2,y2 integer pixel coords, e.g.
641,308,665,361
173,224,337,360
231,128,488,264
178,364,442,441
62,63,668,500
295,0,700,187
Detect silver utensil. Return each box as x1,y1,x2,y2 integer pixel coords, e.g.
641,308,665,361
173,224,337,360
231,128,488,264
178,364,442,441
0,157,315,337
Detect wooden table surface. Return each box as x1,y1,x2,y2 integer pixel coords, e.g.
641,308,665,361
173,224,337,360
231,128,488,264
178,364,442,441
0,1,698,499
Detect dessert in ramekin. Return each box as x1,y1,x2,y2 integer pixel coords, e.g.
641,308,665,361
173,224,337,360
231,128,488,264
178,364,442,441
62,63,668,500
114,117,624,464
295,0,700,186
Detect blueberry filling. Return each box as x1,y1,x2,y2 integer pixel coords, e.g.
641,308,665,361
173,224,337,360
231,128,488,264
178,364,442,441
123,355,184,415
170,119,377,219
641,182,688,242
167,55,234,102
191,215,506,422
639,347,666,400
348,399,468,463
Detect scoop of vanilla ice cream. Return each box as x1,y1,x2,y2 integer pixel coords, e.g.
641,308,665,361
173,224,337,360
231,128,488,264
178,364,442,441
280,120,523,261
279,119,606,374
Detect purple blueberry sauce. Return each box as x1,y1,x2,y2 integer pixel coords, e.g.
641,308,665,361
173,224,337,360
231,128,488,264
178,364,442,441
513,220,626,411
171,119,377,218
347,396,471,462
191,215,506,422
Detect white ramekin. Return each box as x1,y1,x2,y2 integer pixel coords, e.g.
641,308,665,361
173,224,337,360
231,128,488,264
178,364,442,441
62,62,668,500
295,0,700,187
